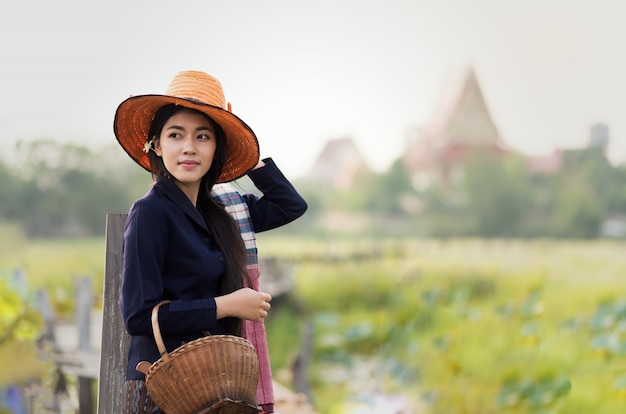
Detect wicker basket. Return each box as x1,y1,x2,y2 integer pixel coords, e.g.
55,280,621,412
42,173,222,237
144,301,261,414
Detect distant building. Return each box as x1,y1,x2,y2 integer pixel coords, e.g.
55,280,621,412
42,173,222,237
303,137,369,190
524,150,563,175
589,123,609,151
306,67,611,193
402,66,509,190
525,122,610,175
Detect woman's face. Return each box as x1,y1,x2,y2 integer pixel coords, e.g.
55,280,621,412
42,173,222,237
154,109,217,197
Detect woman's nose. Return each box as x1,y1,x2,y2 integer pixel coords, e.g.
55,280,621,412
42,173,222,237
182,137,196,153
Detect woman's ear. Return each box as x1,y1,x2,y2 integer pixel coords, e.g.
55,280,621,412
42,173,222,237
153,137,162,156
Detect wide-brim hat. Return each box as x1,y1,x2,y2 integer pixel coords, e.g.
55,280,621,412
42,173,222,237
113,70,260,183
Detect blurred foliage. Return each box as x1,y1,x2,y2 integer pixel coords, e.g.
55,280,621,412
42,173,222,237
2,140,625,239
1,140,151,237
259,236,626,413
0,278,42,345
3,233,626,411
296,146,626,239
463,153,532,236
418,147,624,238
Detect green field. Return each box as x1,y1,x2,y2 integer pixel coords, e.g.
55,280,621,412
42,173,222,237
259,236,626,413
3,223,626,413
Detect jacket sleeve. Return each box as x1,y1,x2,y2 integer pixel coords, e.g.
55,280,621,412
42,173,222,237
243,157,307,232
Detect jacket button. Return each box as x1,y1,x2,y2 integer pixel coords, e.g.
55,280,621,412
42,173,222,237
219,256,224,262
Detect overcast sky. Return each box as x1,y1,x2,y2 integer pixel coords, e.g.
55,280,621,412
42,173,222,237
1,0,625,178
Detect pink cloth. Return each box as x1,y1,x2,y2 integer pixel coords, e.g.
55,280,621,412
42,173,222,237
212,184,275,411
242,267,274,411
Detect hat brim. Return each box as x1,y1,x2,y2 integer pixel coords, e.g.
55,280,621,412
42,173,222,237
196,398,261,414
114,95,259,183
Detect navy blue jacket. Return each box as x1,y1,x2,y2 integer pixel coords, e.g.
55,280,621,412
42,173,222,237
120,158,307,379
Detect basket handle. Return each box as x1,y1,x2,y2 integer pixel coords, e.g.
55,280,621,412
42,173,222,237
151,300,171,362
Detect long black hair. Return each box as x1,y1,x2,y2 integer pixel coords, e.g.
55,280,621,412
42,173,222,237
147,104,250,336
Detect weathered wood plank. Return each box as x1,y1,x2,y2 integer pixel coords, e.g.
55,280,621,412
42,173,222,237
96,213,129,414
53,349,100,378
76,276,95,413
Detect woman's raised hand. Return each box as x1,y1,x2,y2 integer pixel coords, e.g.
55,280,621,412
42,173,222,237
215,288,272,322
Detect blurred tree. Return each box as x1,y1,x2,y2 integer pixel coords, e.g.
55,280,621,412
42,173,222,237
3,140,150,237
608,165,626,213
546,148,611,238
0,159,23,220
553,178,604,238
53,168,132,235
352,158,416,215
462,153,532,237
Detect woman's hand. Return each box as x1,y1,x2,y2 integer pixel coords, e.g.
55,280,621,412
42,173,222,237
215,288,272,322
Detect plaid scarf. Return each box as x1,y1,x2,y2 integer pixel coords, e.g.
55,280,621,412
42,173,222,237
211,183,275,410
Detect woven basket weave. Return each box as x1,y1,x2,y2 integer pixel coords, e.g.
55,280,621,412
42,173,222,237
144,301,260,414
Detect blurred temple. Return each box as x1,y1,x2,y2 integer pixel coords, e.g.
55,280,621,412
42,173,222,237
402,66,509,191
302,137,369,190
302,66,613,195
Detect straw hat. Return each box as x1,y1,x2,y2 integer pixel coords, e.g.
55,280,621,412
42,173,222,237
114,71,260,183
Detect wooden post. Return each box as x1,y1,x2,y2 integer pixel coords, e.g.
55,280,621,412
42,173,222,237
96,213,130,414
76,276,94,414
36,288,56,343
292,321,314,403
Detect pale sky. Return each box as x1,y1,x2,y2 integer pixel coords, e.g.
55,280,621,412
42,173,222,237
1,0,625,178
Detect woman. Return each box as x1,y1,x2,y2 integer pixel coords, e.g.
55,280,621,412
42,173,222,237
113,70,307,413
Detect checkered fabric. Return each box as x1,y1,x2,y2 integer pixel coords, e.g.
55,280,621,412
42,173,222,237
211,183,275,409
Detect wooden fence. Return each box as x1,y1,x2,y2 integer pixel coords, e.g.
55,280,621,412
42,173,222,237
35,213,127,413
96,213,129,413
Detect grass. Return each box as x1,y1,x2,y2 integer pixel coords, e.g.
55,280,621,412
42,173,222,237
3,226,626,412
258,235,626,413
0,341,47,387
1,222,104,314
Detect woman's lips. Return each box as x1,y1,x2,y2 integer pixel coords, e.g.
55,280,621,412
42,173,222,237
179,160,199,168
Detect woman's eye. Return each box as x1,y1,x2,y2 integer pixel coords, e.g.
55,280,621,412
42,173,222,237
167,132,181,139
197,134,211,141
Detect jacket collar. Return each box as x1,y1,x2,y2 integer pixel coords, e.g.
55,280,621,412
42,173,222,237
153,176,208,232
